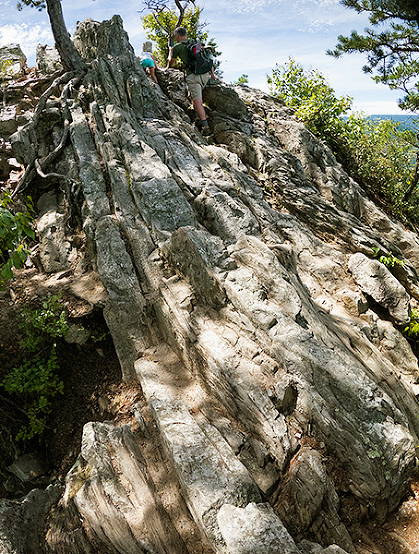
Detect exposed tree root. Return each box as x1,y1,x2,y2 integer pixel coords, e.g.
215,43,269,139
12,71,83,198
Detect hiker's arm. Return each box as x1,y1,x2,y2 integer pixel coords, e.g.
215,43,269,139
210,67,219,80
167,47,176,68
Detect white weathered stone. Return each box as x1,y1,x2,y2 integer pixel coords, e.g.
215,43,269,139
36,44,63,75
217,502,301,554
0,44,26,80
348,252,411,325
62,422,188,554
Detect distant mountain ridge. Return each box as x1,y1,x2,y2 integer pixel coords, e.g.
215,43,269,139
368,114,418,130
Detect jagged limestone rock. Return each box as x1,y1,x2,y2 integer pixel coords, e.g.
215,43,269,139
0,44,26,81
273,448,354,552
4,13,419,554
217,502,302,554
0,486,61,554
37,192,78,273
54,421,188,554
36,45,63,75
0,105,19,136
348,252,411,325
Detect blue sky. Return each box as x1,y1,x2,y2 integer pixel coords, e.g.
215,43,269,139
0,0,412,114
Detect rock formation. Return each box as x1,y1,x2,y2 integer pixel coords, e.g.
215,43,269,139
1,14,419,554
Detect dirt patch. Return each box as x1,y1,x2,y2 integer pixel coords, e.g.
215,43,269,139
0,266,123,495
353,481,419,554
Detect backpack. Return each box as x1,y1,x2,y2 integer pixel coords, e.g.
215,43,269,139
185,39,213,75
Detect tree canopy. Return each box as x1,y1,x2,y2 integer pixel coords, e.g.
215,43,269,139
327,0,419,111
141,1,221,71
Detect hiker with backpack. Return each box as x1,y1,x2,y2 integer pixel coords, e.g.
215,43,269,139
168,26,216,136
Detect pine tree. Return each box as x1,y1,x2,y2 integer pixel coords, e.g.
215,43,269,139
327,0,419,111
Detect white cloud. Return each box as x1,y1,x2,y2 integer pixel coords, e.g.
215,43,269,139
203,0,283,14
0,23,52,64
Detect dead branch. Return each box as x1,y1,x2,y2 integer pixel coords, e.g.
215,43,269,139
142,0,196,37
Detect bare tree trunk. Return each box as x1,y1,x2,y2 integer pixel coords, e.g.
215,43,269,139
46,0,86,72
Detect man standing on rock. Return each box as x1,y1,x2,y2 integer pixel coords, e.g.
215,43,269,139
168,27,215,136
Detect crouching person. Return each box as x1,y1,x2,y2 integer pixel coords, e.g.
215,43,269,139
140,41,158,84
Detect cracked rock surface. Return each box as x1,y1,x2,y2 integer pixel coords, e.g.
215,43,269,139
2,14,419,554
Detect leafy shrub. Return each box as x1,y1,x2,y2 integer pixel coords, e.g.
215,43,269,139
404,309,419,340
267,59,419,224
371,247,405,268
232,74,249,86
267,58,352,143
0,191,35,289
1,293,69,441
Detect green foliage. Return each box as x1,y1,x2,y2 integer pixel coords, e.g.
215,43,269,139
404,308,419,339
1,294,69,441
19,293,70,349
232,74,249,86
328,0,419,112
141,5,221,71
0,191,35,289
371,246,405,268
267,58,352,144
267,59,419,223
91,329,109,343
341,115,418,213
16,0,45,10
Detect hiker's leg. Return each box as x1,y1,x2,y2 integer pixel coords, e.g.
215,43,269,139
194,73,211,120
141,58,156,82
192,98,207,121
186,74,211,134
186,74,205,118
150,66,158,83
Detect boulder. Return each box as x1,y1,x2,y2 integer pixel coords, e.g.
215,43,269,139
217,502,301,554
348,252,411,325
36,44,63,75
0,44,26,81
8,453,49,483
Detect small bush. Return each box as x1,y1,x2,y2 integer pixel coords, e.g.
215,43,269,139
404,309,419,340
371,247,405,268
1,293,69,441
0,191,35,289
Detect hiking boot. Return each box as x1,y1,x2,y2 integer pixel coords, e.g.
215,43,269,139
201,126,211,136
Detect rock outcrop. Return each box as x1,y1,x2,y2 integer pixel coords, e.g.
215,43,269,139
2,14,419,554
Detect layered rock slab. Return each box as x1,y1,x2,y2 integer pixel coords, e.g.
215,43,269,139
50,421,188,554
3,12,419,554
